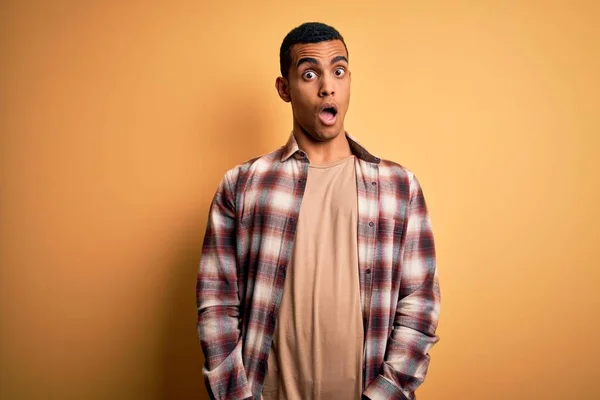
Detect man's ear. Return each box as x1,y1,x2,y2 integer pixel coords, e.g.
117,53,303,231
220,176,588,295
275,77,291,103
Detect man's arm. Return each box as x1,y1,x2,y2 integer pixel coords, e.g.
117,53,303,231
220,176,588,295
364,173,441,400
197,171,253,400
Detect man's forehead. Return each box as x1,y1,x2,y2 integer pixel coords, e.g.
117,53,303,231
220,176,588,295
291,40,348,62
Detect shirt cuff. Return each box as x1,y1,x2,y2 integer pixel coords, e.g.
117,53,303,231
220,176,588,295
363,374,409,400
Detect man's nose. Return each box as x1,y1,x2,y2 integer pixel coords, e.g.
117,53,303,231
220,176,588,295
319,75,335,97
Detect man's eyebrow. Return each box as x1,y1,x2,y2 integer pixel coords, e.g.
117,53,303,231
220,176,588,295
296,57,319,68
331,55,348,65
296,55,349,69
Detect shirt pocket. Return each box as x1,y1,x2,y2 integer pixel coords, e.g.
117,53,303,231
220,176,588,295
238,206,262,234
375,218,396,285
376,218,404,290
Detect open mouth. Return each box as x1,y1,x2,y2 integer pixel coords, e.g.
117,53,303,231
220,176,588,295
319,105,338,126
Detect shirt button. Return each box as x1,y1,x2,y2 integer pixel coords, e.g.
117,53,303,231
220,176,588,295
371,181,377,186
369,221,374,227
366,268,372,274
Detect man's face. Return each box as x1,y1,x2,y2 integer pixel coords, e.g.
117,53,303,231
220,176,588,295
277,40,351,142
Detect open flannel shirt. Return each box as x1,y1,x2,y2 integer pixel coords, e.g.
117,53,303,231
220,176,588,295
197,133,440,400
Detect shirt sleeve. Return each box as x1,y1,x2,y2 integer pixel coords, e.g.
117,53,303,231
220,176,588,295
196,171,253,400
364,173,441,400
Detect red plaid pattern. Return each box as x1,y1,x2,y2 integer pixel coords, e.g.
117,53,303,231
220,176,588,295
197,133,440,400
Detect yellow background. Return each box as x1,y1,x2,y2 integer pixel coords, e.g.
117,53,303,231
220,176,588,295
2,1,599,399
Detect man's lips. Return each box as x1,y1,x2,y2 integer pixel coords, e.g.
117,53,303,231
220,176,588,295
319,103,338,115
318,103,338,126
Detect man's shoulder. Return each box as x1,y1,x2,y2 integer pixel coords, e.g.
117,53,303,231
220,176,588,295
220,146,284,184
376,157,417,183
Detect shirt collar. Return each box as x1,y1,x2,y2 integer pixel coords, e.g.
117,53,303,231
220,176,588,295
280,131,381,164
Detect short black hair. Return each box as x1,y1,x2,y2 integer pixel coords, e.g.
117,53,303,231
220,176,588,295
279,22,348,79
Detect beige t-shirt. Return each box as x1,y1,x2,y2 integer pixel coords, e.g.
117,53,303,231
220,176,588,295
261,155,364,400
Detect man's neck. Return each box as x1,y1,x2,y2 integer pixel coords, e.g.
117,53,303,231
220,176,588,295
293,127,352,165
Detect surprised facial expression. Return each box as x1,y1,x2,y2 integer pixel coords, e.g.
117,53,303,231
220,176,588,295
277,40,351,142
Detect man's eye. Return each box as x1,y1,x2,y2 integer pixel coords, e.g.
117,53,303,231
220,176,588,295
303,71,317,80
334,68,345,77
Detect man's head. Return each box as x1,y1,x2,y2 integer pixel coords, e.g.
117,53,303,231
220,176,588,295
276,22,351,143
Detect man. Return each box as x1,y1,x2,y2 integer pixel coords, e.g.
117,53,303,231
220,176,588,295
197,22,440,400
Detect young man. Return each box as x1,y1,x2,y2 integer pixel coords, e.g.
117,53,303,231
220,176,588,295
197,22,440,400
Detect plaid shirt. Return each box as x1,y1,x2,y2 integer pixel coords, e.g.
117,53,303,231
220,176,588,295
197,133,440,400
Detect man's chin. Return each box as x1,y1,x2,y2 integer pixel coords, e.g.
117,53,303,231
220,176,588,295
313,124,344,141
297,121,344,142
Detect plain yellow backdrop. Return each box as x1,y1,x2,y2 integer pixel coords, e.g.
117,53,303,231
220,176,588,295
2,1,599,399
